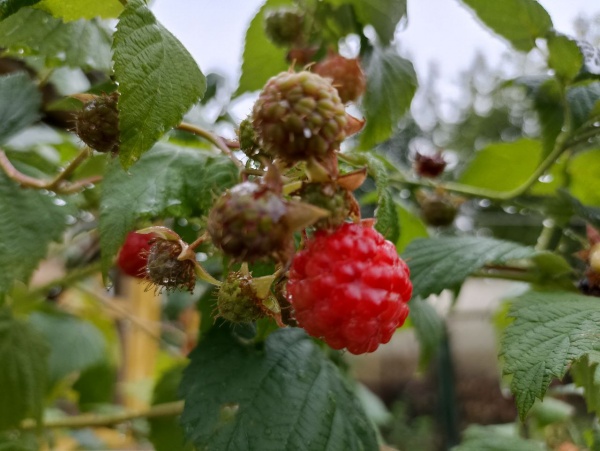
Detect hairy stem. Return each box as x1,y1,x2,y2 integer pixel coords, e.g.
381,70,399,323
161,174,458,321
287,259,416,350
177,122,243,168
0,147,100,194
27,262,102,299
21,401,184,430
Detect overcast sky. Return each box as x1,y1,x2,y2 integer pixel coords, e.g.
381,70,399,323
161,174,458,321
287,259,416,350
152,0,599,115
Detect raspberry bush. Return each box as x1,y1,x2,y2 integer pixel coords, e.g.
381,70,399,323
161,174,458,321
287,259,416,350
1,0,600,450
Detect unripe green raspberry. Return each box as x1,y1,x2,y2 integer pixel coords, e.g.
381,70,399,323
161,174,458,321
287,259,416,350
207,181,293,262
297,182,352,230
75,92,119,153
252,71,347,163
264,8,305,47
237,117,266,160
417,190,460,227
217,271,266,323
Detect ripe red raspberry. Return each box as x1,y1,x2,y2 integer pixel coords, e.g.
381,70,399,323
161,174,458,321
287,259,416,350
313,54,366,103
286,222,412,354
116,231,154,278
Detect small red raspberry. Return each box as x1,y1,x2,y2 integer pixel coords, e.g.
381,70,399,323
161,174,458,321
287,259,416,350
414,152,447,178
313,54,367,103
286,222,412,354
117,231,154,278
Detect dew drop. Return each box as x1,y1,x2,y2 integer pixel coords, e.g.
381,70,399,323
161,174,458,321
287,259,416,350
53,198,67,206
538,174,553,183
478,199,491,208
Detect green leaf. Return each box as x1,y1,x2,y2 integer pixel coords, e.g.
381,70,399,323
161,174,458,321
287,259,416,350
0,0,39,20
459,0,552,52
0,73,41,144
571,354,600,415
35,0,122,21
0,175,69,296
409,298,444,370
113,0,206,167
0,309,48,430
501,290,600,420
547,33,583,82
375,189,400,243
360,46,417,149
327,0,407,45
568,82,600,131
180,327,378,450
453,424,545,451
99,143,237,277
402,237,540,299
72,363,117,411
149,363,193,451
558,190,600,229
0,431,38,451
568,149,600,206
395,203,428,253
0,8,112,71
29,311,106,384
458,139,542,192
235,0,290,96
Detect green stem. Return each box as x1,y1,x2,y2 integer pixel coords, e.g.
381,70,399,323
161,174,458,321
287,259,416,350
20,401,184,430
28,262,102,299
177,122,243,169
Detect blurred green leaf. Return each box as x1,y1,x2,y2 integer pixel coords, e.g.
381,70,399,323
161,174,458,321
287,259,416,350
113,0,206,167
460,0,552,52
571,354,600,416
99,143,237,278
559,190,600,229
568,148,600,206
395,203,428,253
0,73,41,145
453,424,545,450
0,309,48,430
35,0,122,21
403,236,541,299
72,363,117,411
149,363,194,451
235,0,290,96
459,139,542,192
501,290,600,420
181,327,378,450
0,0,39,20
547,33,583,82
0,8,112,71
360,46,417,149
0,431,38,451
328,0,406,45
0,174,70,296
410,298,444,370
29,310,106,385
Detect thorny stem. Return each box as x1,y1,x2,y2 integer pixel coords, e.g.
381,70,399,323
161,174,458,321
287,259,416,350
177,122,244,169
0,147,100,194
20,401,184,430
